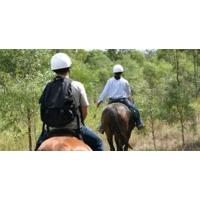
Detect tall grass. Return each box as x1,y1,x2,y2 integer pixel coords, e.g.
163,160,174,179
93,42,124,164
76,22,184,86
0,103,200,151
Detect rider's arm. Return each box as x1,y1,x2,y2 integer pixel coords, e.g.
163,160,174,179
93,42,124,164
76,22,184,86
81,106,88,120
96,100,103,108
78,82,89,120
97,79,110,107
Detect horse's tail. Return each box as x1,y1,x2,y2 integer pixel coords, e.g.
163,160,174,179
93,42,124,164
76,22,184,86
128,143,133,149
109,107,128,148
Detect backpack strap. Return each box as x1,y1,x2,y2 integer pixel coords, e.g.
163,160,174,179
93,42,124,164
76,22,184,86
63,78,82,131
78,106,85,126
39,82,53,132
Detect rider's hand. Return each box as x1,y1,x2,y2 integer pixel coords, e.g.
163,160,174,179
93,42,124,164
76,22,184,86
96,101,102,108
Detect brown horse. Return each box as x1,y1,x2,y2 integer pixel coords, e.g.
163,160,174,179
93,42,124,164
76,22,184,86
38,136,92,151
101,103,135,151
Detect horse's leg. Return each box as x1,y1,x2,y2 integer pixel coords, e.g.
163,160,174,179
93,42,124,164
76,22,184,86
124,143,128,151
106,132,115,151
123,131,131,151
114,135,123,151
126,125,135,151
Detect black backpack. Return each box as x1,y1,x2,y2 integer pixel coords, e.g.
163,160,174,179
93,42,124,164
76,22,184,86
39,76,77,128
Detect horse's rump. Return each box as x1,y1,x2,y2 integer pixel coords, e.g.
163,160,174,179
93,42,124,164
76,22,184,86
102,103,131,132
101,103,134,151
38,136,92,151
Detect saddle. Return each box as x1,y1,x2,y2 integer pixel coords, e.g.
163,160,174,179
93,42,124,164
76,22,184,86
34,128,83,151
47,128,83,141
108,98,130,112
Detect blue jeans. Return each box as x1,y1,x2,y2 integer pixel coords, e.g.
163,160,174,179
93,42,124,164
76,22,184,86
35,126,104,151
80,126,104,151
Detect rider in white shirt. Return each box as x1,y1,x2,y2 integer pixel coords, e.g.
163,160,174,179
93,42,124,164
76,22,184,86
97,64,144,130
98,76,131,102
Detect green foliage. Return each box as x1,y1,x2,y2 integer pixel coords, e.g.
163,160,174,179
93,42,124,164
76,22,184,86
0,49,200,150
86,50,113,69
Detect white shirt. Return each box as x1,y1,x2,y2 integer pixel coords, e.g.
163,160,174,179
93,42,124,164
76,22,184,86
65,80,89,129
98,77,132,103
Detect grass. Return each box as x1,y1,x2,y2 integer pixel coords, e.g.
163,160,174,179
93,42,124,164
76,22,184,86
87,104,200,151
0,104,200,151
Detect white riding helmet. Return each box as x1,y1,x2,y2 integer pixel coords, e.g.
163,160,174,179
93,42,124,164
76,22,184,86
113,64,124,73
51,53,72,70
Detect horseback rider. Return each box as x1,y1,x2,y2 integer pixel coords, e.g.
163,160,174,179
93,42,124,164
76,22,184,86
96,64,144,130
35,52,104,151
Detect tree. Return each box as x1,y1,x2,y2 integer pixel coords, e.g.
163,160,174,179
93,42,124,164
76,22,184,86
158,50,196,148
0,50,51,150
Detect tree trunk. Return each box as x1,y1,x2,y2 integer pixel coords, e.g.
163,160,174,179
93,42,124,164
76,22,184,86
193,50,198,99
180,113,185,148
191,50,199,139
27,108,32,151
174,50,181,86
150,112,157,150
33,116,37,144
177,104,185,148
174,50,185,148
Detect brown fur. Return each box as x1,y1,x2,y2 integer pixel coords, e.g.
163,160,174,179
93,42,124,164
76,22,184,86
101,103,135,151
38,136,92,151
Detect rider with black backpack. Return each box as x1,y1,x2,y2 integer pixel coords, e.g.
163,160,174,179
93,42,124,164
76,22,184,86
35,53,104,151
